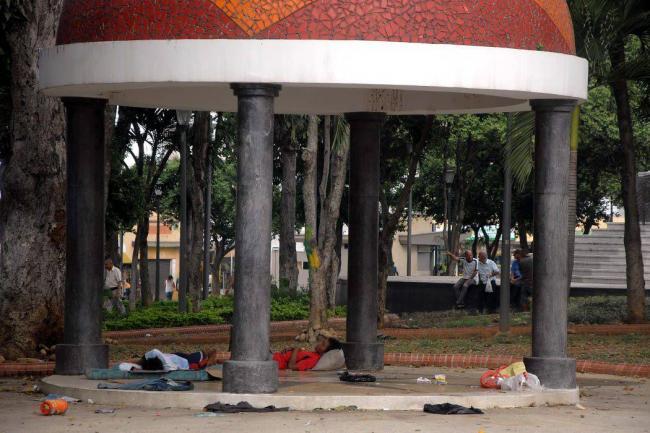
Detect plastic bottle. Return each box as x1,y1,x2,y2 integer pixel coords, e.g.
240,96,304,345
40,399,69,415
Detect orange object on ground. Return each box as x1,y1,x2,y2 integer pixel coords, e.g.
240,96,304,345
272,350,320,371
480,366,508,389
40,399,69,415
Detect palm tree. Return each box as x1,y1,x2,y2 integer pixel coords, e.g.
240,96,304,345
507,108,579,297
509,0,650,322
570,0,650,323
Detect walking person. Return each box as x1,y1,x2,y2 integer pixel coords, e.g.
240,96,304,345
164,275,176,301
510,249,523,310
104,258,126,315
476,251,500,313
447,250,478,309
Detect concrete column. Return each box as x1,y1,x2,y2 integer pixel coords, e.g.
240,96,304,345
343,112,385,371
56,98,109,374
524,99,577,389
223,84,280,393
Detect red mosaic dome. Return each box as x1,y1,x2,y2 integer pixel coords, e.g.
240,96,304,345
57,0,576,55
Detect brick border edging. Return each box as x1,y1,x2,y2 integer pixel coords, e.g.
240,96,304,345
104,322,650,340
2,353,648,379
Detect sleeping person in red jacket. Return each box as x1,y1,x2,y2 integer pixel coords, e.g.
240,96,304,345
272,336,342,371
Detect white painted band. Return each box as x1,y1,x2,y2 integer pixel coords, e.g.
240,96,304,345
39,39,588,114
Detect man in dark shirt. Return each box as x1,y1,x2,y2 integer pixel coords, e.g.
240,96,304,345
518,250,533,310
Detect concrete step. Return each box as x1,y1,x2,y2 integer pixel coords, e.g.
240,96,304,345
572,258,626,265
576,231,650,239
570,269,649,279
572,255,629,263
571,276,627,285
596,223,650,232
573,243,650,251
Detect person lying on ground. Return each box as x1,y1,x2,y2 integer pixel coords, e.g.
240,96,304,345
123,348,220,371
272,336,342,371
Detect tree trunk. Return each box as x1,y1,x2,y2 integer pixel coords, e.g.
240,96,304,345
303,116,325,335
0,0,66,359
567,106,579,293
610,41,646,323
279,129,298,294
483,225,502,260
211,241,231,297
471,226,480,256
518,217,529,251
328,219,343,308
377,116,434,323
304,116,349,340
188,112,210,312
105,231,119,265
130,230,139,307
377,229,392,329
137,216,151,306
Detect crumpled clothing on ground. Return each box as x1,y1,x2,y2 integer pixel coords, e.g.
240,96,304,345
97,377,193,391
423,403,484,415
339,371,377,383
204,401,289,413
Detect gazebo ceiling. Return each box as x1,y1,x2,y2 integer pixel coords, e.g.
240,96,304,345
40,0,588,114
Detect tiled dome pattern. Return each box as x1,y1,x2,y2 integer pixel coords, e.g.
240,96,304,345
56,0,575,55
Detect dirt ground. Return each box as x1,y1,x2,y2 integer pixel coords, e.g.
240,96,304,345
0,374,648,433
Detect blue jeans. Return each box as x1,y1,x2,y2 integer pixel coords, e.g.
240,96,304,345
97,378,193,391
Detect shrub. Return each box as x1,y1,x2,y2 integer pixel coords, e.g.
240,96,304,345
103,293,346,330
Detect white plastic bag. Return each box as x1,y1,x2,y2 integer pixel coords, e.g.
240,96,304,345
499,373,543,391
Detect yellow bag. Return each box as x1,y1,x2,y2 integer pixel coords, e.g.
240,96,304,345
500,361,526,378
172,290,179,302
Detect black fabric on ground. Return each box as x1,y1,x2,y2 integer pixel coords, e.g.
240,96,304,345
204,401,289,413
423,403,484,415
339,372,376,383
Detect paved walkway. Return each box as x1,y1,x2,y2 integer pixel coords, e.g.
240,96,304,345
1,371,648,433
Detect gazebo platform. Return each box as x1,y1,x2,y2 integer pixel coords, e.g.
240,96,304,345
40,367,579,411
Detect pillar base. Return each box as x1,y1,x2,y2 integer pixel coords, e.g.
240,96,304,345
343,342,384,371
55,344,108,375
524,356,576,389
222,360,278,394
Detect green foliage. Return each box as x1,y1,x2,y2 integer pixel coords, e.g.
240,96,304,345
158,113,238,256
103,293,346,331
414,114,510,232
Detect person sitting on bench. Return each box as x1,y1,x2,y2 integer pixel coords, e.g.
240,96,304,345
272,336,342,371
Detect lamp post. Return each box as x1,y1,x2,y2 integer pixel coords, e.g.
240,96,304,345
500,114,513,333
177,110,191,313
154,186,163,301
406,168,420,277
444,167,455,273
407,187,413,277
203,152,212,299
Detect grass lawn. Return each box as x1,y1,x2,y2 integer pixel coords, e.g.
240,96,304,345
108,333,650,365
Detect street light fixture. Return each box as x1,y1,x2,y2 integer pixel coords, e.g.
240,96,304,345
444,167,456,275
444,167,456,185
406,167,420,277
